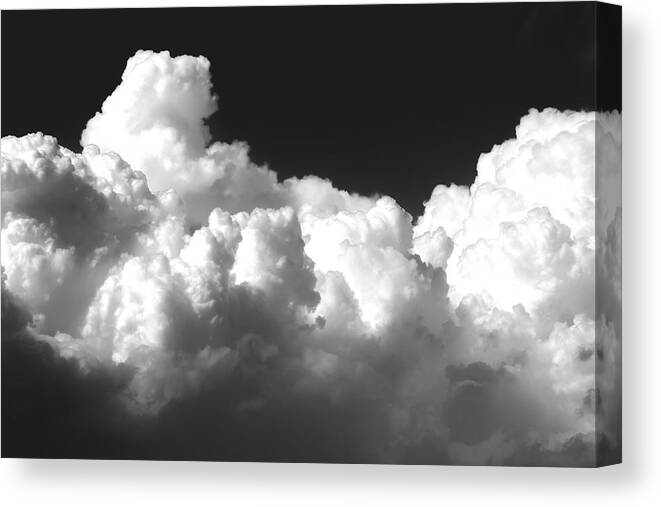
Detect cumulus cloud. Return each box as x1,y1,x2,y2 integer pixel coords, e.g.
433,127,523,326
1,50,621,465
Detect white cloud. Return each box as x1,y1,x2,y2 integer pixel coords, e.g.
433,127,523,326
1,213,75,310
1,50,621,465
232,206,319,311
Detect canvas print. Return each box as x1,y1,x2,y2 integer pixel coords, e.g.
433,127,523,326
1,2,621,466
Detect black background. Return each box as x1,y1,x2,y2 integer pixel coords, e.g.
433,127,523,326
2,2,618,217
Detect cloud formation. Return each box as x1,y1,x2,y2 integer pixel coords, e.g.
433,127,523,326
1,50,621,465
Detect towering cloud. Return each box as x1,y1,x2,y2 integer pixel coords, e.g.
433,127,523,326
1,50,621,465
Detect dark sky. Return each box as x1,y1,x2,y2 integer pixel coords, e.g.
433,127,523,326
1,2,617,217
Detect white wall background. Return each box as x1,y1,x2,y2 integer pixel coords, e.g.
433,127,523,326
0,0,658,505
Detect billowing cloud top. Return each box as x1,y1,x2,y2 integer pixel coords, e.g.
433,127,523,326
1,50,621,465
